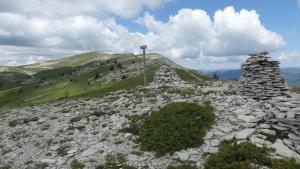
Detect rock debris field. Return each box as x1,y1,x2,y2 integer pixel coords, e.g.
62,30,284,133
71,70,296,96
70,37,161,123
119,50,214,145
0,64,300,169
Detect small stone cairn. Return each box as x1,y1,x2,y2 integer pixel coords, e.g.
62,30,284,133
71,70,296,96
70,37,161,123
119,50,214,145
238,52,288,100
151,64,189,88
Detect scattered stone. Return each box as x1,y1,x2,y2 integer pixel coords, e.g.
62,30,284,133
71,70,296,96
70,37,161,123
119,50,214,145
235,128,255,140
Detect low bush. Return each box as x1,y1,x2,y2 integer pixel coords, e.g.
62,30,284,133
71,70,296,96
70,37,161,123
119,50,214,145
140,102,214,156
57,144,71,156
204,141,300,169
71,160,85,169
96,154,137,169
167,164,198,169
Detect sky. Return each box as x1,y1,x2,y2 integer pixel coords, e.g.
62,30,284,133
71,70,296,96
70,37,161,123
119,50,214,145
0,0,299,70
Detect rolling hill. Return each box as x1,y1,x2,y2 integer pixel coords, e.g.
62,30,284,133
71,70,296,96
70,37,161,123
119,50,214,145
0,52,211,108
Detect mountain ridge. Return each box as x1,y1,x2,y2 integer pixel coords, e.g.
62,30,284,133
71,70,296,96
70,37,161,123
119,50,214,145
206,67,300,87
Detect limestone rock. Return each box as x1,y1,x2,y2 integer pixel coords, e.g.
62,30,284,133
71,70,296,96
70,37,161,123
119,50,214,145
235,128,256,140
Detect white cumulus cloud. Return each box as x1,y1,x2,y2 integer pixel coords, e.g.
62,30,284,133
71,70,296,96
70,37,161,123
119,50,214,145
0,4,286,70
0,0,171,19
139,6,284,59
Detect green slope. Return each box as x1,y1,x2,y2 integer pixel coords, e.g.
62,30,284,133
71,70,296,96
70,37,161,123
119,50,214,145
0,53,156,108
0,52,211,108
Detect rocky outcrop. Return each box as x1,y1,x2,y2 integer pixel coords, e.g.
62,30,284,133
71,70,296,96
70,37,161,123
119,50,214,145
238,52,288,100
1,64,300,168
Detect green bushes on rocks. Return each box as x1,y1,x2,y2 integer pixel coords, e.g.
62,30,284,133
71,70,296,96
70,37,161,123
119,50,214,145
71,160,85,169
167,164,198,169
95,154,137,169
140,102,214,156
204,141,300,169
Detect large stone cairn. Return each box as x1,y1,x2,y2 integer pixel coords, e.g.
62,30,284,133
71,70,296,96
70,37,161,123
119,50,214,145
238,52,288,100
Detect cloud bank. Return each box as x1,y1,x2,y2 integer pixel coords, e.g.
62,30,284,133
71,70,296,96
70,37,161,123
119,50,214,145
0,1,285,69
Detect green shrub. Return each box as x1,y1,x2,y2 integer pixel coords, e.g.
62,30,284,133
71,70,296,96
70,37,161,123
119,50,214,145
70,116,83,123
204,141,300,169
91,111,106,117
272,158,300,169
33,162,48,169
0,165,11,169
140,102,214,156
8,119,20,127
57,144,71,156
119,114,146,135
71,160,85,169
96,154,137,169
167,164,198,169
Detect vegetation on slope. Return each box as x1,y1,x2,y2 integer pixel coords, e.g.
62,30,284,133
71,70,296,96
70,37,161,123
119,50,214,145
167,164,198,169
291,87,300,94
95,154,137,169
0,54,157,108
139,102,214,156
174,68,214,84
204,141,300,169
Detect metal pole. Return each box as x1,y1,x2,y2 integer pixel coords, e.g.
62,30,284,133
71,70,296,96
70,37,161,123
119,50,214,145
140,45,147,86
143,48,147,86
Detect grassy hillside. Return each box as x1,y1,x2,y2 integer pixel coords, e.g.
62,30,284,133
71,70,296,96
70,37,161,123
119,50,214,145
0,52,211,108
0,52,119,75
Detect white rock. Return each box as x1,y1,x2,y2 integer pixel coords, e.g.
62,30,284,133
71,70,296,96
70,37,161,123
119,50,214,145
235,128,256,140
288,133,300,141
287,110,296,119
233,108,251,115
202,146,219,154
210,139,220,147
81,148,98,157
49,145,60,151
296,145,300,154
223,132,236,141
261,129,276,136
67,149,77,154
40,159,56,164
128,154,138,162
124,133,133,139
272,139,300,158
176,151,189,161
259,124,270,129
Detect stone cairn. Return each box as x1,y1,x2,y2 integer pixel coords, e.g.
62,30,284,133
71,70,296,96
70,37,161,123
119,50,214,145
238,52,288,100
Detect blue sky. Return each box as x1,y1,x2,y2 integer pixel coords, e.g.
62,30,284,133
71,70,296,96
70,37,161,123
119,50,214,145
0,0,299,70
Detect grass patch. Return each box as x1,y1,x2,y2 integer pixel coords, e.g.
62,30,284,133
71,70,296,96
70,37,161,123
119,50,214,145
71,160,85,169
57,144,71,156
81,65,158,98
167,164,198,169
262,129,288,143
174,68,214,84
70,116,84,123
8,117,39,127
96,154,137,169
0,165,11,169
290,87,300,94
120,114,147,135
140,102,214,156
204,141,300,169
33,162,48,169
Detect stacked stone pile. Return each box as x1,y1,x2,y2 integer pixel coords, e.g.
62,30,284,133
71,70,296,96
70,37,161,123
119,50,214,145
151,64,190,88
238,52,288,100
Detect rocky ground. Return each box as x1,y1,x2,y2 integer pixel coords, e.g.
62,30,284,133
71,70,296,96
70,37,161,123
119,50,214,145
0,65,300,169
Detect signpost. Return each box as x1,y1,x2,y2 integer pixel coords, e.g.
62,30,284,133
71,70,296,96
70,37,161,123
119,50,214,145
140,45,147,86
